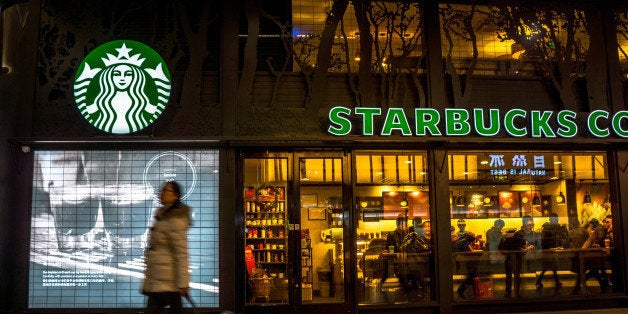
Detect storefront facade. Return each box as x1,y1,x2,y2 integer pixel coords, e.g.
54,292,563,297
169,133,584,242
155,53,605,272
1,1,628,313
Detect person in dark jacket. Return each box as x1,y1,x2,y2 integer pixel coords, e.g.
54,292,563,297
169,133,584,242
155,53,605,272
536,213,568,289
142,181,191,313
582,215,613,292
500,215,539,298
386,215,408,253
408,217,423,234
486,219,505,251
452,219,477,298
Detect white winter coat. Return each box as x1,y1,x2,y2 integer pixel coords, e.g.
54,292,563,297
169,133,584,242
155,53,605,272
142,202,191,293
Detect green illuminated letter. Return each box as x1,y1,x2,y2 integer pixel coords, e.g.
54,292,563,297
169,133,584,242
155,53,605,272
504,109,527,137
612,111,628,138
355,107,382,135
530,110,555,138
415,108,441,136
382,108,412,136
328,106,352,136
556,110,577,137
473,109,500,136
587,110,610,137
445,109,470,136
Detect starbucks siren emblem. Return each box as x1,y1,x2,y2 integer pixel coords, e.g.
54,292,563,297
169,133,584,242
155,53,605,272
74,40,171,134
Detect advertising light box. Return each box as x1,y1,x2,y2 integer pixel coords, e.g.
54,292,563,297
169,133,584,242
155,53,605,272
29,149,219,308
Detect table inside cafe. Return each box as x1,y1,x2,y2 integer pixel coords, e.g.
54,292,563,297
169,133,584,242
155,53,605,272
363,248,612,297
452,247,612,294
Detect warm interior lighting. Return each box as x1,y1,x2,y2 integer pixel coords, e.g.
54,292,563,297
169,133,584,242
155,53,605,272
511,43,526,59
483,196,492,205
360,201,368,208
400,198,408,207
583,192,592,205
532,193,541,206
354,50,361,62
455,194,465,207
556,191,565,204
582,180,592,204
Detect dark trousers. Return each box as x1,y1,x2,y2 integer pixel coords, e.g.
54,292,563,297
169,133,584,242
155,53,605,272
536,258,560,286
504,253,523,296
146,291,182,314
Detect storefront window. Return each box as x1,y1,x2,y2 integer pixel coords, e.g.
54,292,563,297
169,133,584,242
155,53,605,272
29,149,220,308
617,7,628,80
354,151,432,305
244,158,289,304
440,3,589,78
448,151,620,301
299,157,344,304
290,1,424,74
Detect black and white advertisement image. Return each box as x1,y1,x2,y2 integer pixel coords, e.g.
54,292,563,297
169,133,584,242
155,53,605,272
29,149,219,308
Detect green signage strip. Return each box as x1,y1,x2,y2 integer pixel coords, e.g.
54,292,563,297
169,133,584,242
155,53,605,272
327,107,628,138
74,40,171,134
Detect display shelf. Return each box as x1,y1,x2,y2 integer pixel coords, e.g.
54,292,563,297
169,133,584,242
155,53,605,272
244,189,288,281
301,240,313,284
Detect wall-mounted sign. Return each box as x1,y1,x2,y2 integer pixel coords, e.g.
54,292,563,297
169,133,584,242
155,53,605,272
327,107,628,138
74,40,171,134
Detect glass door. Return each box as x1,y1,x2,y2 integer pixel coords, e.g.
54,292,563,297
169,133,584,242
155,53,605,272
353,151,433,305
297,156,345,304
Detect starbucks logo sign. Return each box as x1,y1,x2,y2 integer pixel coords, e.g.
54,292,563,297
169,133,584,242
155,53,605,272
74,40,171,134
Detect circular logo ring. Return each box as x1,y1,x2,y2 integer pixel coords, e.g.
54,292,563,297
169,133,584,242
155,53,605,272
74,40,171,134
143,152,197,201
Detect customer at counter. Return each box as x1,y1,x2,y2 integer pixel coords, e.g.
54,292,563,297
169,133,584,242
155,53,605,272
400,220,432,300
408,217,423,234
486,219,505,251
386,215,408,253
569,221,591,294
453,226,479,299
582,215,613,292
569,222,591,249
401,221,431,253
536,213,568,289
499,215,540,298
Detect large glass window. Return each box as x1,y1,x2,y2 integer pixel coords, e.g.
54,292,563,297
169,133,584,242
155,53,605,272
299,157,344,304
29,149,220,308
353,151,432,305
440,3,590,78
448,151,620,300
616,7,628,80
243,158,289,304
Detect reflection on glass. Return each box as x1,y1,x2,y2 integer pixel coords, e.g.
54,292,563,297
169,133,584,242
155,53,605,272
101,184,154,255
49,185,100,252
355,151,432,305
448,150,620,300
300,158,345,304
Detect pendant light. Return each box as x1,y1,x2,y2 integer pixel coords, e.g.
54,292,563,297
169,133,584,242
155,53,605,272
400,197,408,207
583,181,592,204
556,191,565,204
583,192,592,205
532,193,541,206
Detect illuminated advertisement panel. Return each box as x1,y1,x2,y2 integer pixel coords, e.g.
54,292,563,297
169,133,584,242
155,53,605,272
29,149,219,308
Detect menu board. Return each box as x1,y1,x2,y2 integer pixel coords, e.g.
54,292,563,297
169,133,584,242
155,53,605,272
382,191,429,219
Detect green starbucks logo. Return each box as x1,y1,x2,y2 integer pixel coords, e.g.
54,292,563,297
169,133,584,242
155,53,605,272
74,40,170,134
